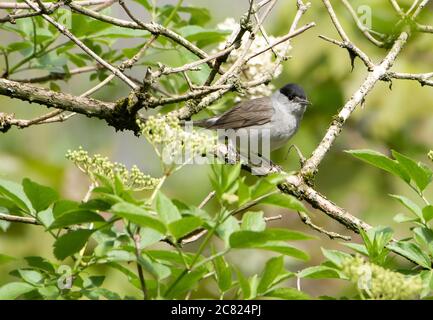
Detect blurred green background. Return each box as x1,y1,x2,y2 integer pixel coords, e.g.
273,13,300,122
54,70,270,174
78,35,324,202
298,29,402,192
0,0,432,298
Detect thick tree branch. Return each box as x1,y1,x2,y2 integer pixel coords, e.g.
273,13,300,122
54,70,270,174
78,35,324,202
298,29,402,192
301,0,410,177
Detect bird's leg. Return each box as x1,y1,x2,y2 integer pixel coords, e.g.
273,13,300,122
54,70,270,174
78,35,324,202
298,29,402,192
286,144,306,167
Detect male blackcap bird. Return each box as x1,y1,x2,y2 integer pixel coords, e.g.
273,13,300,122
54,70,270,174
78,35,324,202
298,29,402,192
194,83,310,156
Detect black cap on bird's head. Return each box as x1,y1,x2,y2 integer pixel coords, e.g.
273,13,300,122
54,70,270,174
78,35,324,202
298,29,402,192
279,83,310,106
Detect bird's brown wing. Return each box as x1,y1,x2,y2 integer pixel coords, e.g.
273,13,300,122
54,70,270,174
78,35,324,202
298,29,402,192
197,97,274,130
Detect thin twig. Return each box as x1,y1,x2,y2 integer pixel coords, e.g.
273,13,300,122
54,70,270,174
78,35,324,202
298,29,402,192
341,0,385,47
22,0,138,89
297,211,351,241
0,212,39,225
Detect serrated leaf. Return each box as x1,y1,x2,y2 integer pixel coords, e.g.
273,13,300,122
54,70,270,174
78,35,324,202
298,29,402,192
413,227,433,257
257,256,284,294
0,282,35,300
230,230,310,260
260,193,307,212
388,242,431,269
236,268,251,300
22,178,58,212
0,178,32,213
259,242,309,261
241,211,266,232
37,208,54,228
112,202,166,234
168,216,203,241
230,229,314,248
392,150,433,191
216,215,240,244
390,194,423,220
212,249,232,293
137,254,171,280
53,229,94,260
49,210,105,229
321,248,352,268
165,268,207,299
17,270,43,285
341,243,369,256
53,200,80,218
298,265,341,279
346,149,410,183
393,213,419,223
156,193,181,224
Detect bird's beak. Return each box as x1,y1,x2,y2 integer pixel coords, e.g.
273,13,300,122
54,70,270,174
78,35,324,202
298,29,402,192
295,97,312,106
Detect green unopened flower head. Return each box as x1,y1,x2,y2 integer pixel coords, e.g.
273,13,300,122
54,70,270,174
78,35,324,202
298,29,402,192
137,114,216,166
66,147,161,190
428,150,433,162
341,255,423,300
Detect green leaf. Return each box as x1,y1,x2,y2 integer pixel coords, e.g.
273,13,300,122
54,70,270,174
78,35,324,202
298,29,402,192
165,268,207,299
230,230,311,260
390,195,423,220
168,216,203,241
260,193,307,212
24,256,55,273
230,229,314,247
236,268,251,300
423,206,433,223
38,286,59,299
37,208,54,227
393,213,419,224
156,193,181,224
22,178,58,212
0,178,32,213
50,210,105,229
139,228,164,248
264,287,310,300
53,229,94,260
241,211,266,232
216,215,240,244
178,6,211,25
258,242,309,261
346,149,410,183
298,266,341,279
388,242,431,269
107,262,141,289
341,243,369,256
392,150,433,191
212,248,232,293
413,227,433,256
321,248,352,268
257,256,284,294
111,202,166,234
237,177,251,206
0,282,35,300
106,250,135,262
53,200,79,218
17,269,43,285
137,254,171,280
177,25,229,45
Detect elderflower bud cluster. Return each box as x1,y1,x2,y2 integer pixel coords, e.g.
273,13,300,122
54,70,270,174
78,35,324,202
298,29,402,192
428,150,433,162
66,147,161,190
341,255,423,300
215,18,288,99
137,114,216,166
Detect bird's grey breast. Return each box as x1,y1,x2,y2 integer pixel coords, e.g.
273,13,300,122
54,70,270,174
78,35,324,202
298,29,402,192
266,92,302,149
